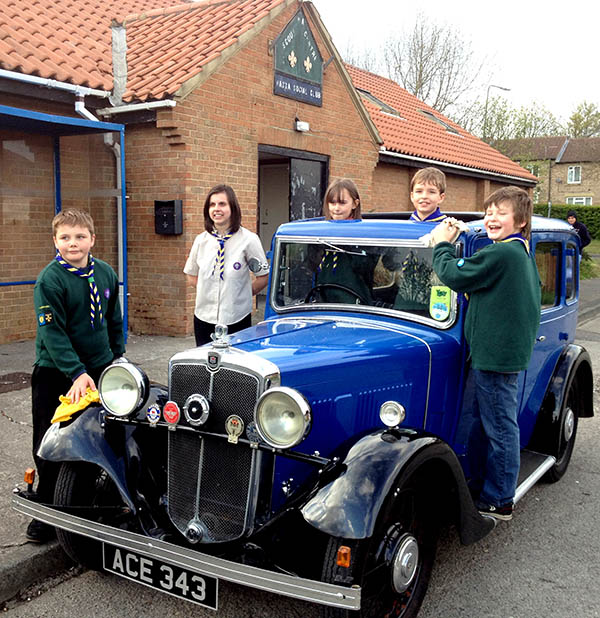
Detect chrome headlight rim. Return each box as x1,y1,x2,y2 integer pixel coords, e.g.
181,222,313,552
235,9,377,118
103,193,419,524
254,386,312,449
379,400,406,428
99,360,148,418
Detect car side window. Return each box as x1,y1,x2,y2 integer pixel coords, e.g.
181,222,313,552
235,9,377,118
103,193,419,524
535,242,561,309
565,244,577,302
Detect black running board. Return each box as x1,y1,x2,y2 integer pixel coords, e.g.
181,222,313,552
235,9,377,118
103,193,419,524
514,450,556,505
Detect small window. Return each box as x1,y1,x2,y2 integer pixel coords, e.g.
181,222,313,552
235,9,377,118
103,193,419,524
418,110,460,135
356,88,403,118
535,242,560,309
566,196,592,206
567,166,581,184
565,244,577,302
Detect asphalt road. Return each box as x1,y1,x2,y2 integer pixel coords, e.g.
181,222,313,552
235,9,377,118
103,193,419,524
2,320,600,617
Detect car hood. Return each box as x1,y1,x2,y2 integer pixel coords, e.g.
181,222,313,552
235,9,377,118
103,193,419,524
232,314,433,386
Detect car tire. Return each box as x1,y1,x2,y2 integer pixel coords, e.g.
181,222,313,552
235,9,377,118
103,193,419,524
319,480,437,618
543,377,579,483
54,462,126,569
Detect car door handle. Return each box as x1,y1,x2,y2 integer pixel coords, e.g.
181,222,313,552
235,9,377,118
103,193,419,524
536,336,546,342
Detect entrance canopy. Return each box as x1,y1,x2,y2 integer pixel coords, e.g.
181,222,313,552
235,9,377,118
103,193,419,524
0,104,129,338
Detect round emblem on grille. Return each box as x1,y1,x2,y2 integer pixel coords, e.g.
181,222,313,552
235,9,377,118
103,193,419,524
146,404,161,425
225,414,244,444
183,394,210,426
163,401,180,425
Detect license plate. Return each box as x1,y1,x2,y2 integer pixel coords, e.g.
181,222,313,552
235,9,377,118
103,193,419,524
102,543,218,610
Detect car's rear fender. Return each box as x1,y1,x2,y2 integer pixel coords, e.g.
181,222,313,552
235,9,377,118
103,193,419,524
528,344,594,453
301,428,494,545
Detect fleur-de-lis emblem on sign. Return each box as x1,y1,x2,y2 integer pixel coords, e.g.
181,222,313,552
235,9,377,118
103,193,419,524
288,51,297,68
304,57,312,73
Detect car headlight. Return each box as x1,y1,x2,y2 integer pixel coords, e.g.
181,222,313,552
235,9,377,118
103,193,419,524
99,360,148,418
379,401,406,427
254,387,311,449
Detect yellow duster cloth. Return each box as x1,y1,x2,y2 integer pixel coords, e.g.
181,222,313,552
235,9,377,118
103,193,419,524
51,387,100,424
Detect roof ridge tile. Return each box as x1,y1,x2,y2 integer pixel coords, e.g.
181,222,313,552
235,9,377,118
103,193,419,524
118,0,228,27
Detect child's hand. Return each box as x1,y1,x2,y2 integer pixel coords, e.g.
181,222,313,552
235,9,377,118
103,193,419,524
430,219,462,245
67,373,97,404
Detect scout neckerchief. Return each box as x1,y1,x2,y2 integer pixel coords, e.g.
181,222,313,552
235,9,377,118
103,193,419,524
497,233,530,255
318,250,338,271
54,252,103,328
211,230,233,280
410,207,446,223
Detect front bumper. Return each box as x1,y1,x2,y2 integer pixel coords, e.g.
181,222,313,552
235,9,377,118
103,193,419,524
12,492,360,610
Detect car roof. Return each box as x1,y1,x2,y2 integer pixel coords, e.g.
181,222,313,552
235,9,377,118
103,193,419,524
275,213,574,241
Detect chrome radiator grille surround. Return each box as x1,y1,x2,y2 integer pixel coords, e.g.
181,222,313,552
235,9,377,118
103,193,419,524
167,359,264,543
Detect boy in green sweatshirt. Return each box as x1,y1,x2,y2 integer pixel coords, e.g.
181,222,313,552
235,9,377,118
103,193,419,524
27,209,125,543
431,186,541,521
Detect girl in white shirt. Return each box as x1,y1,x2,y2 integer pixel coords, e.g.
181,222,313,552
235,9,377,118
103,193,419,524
184,184,269,346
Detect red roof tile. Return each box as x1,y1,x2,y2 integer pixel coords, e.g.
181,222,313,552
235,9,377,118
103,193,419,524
122,0,286,101
0,0,286,100
345,64,536,182
0,0,186,91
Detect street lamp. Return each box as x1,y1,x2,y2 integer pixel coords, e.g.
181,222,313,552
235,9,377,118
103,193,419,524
483,84,511,142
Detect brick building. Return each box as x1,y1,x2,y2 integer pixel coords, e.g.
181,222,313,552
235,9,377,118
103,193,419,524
0,0,535,343
501,136,600,207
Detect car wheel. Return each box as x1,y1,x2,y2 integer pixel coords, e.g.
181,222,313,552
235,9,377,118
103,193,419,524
544,378,579,483
54,462,127,569
319,482,437,618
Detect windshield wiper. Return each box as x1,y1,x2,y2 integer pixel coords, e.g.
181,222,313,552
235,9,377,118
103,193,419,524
315,239,366,256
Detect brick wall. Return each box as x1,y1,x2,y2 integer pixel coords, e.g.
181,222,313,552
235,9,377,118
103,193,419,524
371,162,513,213
1,96,119,344
124,2,380,336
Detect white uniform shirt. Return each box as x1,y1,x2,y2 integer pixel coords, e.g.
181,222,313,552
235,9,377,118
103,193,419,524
183,227,269,325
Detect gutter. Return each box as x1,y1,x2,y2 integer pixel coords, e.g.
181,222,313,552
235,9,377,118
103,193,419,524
97,100,177,116
0,69,110,99
379,148,537,185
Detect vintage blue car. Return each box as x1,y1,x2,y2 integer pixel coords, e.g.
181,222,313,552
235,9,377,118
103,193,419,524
14,213,594,617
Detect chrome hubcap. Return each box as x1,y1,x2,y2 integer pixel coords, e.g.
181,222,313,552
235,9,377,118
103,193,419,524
563,407,575,442
392,534,419,593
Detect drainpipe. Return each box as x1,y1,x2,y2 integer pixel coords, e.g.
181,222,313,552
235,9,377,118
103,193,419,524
75,97,98,121
103,133,126,328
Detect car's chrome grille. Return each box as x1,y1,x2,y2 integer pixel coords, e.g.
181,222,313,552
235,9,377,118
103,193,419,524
167,362,261,542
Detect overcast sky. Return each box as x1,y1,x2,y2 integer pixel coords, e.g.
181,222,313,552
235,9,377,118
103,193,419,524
311,0,597,124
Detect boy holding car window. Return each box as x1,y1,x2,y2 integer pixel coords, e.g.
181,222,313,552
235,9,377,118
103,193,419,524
430,186,541,521
27,209,124,543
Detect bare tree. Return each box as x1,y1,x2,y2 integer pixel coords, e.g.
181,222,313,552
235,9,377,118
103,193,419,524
382,13,484,115
340,42,382,74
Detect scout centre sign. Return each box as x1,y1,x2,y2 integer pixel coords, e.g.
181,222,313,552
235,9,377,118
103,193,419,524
273,10,323,106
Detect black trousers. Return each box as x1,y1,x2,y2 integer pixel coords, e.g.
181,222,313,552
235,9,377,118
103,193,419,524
193,313,252,347
31,364,107,503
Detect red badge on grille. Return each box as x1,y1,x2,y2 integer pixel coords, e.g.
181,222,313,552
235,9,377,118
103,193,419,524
163,401,180,425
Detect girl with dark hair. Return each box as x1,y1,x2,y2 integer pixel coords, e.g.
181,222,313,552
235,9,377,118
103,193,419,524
314,178,377,304
184,184,269,346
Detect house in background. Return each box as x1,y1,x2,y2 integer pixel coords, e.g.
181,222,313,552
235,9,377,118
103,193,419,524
0,0,536,343
501,136,600,206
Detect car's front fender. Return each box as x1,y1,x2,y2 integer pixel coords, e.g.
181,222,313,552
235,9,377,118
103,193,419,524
301,428,493,544
37,384,169,513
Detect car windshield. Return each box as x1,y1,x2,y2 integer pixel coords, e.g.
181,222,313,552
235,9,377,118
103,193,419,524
272,238,456,325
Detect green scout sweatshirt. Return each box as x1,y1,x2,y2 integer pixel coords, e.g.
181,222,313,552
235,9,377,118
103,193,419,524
34,258,125,380
433,240,541,372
